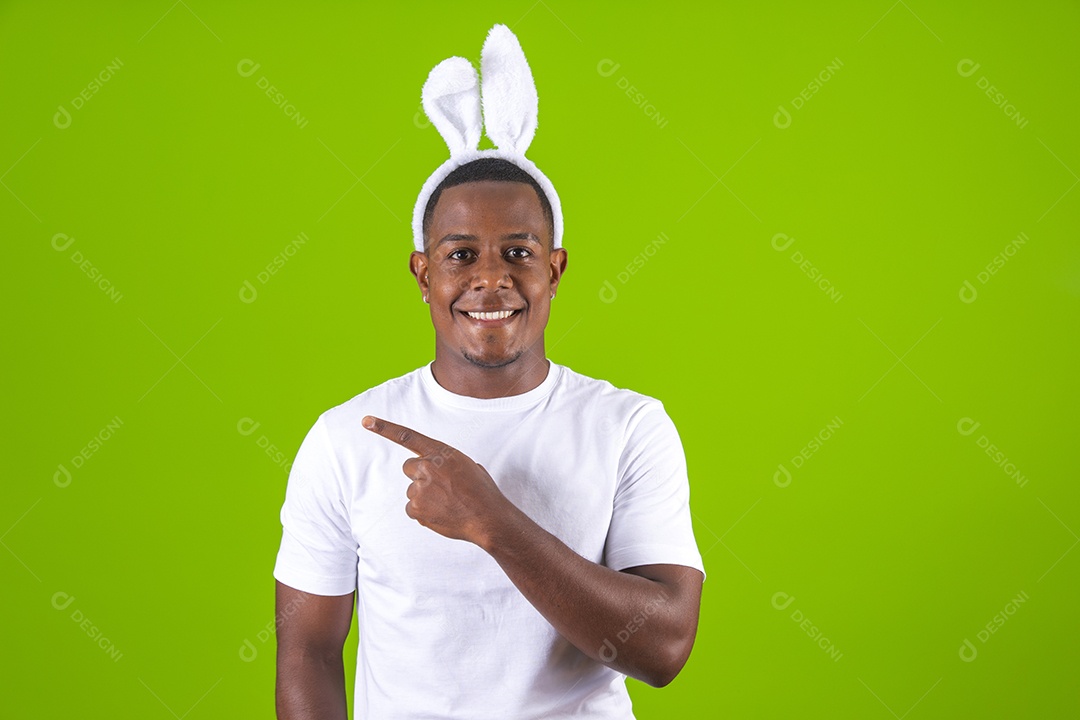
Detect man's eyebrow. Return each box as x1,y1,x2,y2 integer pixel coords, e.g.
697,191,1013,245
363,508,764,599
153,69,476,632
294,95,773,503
434,232,542,248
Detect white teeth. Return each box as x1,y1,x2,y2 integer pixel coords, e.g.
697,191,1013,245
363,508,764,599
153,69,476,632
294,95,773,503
466,310,516,320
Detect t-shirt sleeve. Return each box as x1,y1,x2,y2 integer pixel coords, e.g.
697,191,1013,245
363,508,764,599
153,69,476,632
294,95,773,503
272,414,358,596
604,401,706,581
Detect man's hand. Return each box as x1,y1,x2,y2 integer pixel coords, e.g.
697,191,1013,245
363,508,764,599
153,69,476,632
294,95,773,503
362,415,513,544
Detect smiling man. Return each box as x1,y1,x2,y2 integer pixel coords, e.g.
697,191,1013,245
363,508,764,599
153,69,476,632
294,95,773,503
272,23,705,720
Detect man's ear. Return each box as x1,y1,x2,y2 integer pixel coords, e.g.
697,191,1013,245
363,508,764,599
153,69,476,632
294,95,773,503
410,251,430,303
549,248,567,297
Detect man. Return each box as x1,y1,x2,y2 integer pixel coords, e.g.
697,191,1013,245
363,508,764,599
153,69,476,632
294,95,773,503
273,24,704,720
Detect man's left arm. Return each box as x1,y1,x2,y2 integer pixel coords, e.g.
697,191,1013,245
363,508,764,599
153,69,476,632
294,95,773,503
361,413,704,688
478,505,703,687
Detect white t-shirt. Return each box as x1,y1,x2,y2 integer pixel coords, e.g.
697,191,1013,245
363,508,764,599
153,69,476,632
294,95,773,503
273,359,705,719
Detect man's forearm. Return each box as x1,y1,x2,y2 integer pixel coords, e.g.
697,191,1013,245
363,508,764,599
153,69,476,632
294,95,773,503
276,650,348,720
476,501,699,687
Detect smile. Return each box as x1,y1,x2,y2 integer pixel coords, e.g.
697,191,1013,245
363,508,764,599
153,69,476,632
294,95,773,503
460,309,522,323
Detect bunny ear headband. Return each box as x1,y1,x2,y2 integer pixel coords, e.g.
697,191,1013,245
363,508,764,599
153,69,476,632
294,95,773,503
411,23,563,253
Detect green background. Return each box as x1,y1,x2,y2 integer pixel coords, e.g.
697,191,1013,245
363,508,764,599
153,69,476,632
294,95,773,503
3,0,1078,717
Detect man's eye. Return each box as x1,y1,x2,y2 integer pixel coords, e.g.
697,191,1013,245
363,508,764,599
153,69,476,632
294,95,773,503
508,247,531,259
448,249,472,261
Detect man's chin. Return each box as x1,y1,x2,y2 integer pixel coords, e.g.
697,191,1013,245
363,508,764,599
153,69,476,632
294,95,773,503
461,348,525,369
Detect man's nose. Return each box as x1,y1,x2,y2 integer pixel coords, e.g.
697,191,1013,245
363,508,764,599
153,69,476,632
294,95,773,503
472,251,512,289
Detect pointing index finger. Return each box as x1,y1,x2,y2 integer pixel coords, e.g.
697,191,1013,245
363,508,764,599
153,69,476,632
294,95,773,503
362,415,442,456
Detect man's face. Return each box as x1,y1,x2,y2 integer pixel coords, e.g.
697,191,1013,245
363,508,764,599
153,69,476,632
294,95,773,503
411,180,567,370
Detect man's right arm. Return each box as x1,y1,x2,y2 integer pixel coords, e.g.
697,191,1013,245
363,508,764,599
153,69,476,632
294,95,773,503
275,580,354,720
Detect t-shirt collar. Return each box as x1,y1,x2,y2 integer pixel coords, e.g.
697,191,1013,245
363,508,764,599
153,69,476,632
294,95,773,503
420,358,562,411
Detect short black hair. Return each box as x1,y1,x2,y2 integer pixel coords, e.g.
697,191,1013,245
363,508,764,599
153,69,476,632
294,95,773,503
422,157,555,252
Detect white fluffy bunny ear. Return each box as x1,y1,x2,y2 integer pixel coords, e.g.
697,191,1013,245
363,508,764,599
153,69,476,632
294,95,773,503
480,24,538,154
421,56,482,157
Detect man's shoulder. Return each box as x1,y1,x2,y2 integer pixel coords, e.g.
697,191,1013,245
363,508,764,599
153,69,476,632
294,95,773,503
316,364,426,432
553,361,665,416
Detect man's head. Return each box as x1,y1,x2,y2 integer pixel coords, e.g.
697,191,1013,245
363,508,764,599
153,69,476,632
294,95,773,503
421,158,555,252
410,158,568,372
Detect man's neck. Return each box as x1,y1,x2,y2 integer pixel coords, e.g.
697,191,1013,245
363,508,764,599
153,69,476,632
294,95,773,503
430,350,551,400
